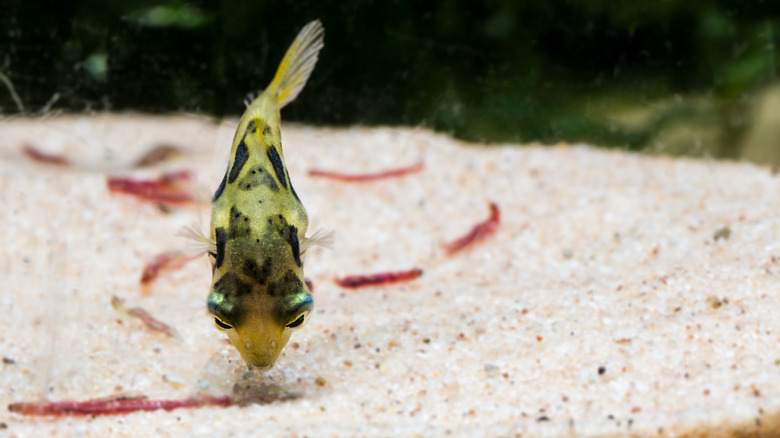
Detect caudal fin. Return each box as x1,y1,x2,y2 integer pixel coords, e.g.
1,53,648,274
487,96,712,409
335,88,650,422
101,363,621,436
269,20,325,109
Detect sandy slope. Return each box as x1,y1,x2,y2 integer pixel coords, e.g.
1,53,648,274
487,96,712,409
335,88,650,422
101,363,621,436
1,114,779,437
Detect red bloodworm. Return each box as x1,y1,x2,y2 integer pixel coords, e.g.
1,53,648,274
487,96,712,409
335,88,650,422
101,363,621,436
8,392,293,416
335,268,423,288
443,202,501,255
22,144,69,166
140,251,197,284
308,162,423,182
111,296,178,337
8,395,233,416
106,171,194,205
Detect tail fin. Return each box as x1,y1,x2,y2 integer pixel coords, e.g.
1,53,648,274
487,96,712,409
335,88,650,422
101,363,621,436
269,20,325,109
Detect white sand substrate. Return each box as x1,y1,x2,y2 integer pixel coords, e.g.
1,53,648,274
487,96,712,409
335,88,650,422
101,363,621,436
1,114,779,437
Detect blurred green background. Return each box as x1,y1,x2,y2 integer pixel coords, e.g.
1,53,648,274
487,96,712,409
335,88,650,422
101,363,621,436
1,0,779,163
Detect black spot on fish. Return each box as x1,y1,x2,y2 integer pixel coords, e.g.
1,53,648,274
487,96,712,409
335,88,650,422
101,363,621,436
215,227,227,269
244,257,272,285
263,125,271,136
247,119,257,133
213,170,227,201
228,140,249,184
267,145,288,189
214,272,252,297
238,166,279,192
229,206,252,238
268,270,304,298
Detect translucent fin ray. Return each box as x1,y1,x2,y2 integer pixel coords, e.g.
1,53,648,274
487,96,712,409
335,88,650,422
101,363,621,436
178,223,216,256
301,228,334,254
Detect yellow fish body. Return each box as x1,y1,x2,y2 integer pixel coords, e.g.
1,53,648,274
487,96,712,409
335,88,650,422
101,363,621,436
206,20,324,370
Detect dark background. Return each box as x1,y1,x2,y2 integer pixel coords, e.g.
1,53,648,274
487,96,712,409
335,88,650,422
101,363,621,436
2,0,779,161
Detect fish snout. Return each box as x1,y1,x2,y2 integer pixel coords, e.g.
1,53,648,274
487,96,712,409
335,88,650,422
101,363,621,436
249,361,273,371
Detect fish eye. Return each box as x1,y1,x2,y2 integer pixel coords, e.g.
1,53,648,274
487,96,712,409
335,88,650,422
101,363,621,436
286,313,307,329
214,317,233,330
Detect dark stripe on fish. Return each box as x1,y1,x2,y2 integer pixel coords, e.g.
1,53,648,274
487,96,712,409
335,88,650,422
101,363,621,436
286,167,301,201
214,227,227,269
288,226,302,267
267,145,288,189
228,140,249,184
213,170,227,201
290,182,301,202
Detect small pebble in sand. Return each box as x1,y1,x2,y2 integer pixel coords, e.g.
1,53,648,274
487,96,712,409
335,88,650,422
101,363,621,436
707,296,723,309
3,357,15,365
713,226,732,241
315,377,327,387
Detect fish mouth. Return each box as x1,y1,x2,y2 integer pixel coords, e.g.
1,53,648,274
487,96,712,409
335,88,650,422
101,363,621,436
248,361,273,372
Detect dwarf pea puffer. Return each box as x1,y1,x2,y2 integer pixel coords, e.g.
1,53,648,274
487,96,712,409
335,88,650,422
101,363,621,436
205,20,324,370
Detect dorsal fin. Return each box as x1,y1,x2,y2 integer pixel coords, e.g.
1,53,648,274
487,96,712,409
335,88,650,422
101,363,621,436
267,20,325,109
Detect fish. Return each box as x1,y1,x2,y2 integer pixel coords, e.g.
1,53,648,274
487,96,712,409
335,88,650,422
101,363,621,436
200,20,325,370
